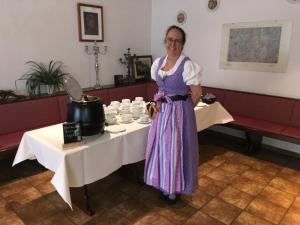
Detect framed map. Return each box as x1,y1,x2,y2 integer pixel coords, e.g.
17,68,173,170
219,20,292,73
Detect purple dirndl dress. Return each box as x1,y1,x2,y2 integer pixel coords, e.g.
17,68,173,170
144,56,199,195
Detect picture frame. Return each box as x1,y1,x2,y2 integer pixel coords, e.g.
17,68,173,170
77,3,104,42
219,20,292,73
132,55,153,81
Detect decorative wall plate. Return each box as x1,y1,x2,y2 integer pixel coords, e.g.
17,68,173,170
176,11,187,24
207,0,220,12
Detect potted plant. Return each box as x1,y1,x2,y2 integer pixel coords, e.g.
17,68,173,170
18,60,68,96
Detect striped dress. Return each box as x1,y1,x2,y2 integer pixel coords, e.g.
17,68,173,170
144,56,199,195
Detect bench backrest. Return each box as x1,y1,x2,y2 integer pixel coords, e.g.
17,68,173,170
109,84,147,101
0,97,61,135
290,101,300,127
224,90,295,125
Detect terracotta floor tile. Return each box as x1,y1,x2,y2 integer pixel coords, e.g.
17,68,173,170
136,187,166,209
183,211,226,225
206,168,239,185
232,211,274,225
63,205,93,225
207,156,226,167
252,160,282,176
258,186,295,208
198,163,216,177
25,170,54,187
35,181,55,195
0,179,32,198
288,197,300,213
198,176,224,196
231,177,265,196
241,169,274,186
5,186,42,210
231,153,257,167
218,186,253,209
38,213,74,225
156,201,197,225
14,198,58,225
118,180,143,197
269,177,300,196
113,197,151,223
246,197,287,224
85,208,132,225
202,198,241,225
93,190,130,210
0,213,25,225
45,192,70,211
218,162,249,175
280,211,300,225
133,212,175,225
278,168,300,185
182,189,213,209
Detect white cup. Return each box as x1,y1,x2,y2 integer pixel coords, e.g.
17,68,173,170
110,101,120,108
119,114,132,123
106,116,117,125
139,114,149,123
122,99,131,104
135,97,143,102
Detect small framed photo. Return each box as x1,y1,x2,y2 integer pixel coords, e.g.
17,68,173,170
132,56,153,81
77,3,104,42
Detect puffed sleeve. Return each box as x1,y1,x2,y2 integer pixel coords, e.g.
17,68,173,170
182,60,203,85
151,58,161,81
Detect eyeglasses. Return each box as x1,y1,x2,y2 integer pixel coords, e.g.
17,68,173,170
165,37,183,45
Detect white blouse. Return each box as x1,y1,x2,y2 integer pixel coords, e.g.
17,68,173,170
151,55,203,85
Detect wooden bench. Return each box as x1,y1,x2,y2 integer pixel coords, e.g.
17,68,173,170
202,86,300,154
0,82,158,157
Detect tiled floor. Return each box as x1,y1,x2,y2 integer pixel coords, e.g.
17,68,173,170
1,131,300,225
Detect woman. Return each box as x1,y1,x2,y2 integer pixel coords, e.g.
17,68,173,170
144,25,202,203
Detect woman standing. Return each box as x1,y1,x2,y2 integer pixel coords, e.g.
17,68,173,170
144,25,203,203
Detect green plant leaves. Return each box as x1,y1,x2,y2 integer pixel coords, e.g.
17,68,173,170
21,60,68,96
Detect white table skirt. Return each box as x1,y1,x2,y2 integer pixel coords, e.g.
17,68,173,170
13,101,233,208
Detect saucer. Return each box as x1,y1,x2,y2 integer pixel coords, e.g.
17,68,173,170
137,119,151,124
105,125,126,133
119,118,134,124
196,102,208,107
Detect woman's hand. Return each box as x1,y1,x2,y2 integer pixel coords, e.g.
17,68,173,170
190,85,202,107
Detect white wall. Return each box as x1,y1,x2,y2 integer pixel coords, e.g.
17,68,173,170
0,0,151,92
151,0,300,98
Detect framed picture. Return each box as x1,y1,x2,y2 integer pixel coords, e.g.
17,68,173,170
219,20,292,73
132,56,153,81
77,3,104,42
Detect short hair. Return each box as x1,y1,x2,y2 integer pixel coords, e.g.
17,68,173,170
165,25,186,45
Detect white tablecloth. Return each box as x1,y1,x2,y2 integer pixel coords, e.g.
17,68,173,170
13,102,233,208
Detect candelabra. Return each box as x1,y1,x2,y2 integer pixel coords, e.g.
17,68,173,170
85,41,108,88
119,48,136,84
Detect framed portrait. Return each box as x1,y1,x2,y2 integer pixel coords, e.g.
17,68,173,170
219,20,292,73
77,3,104,42
132,56,153,81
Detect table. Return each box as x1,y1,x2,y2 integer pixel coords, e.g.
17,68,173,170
13,102,233,211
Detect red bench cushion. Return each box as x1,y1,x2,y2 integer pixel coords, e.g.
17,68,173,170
281,126,300,139
231,115,286,134
109,84,147,101
224,91,294,126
